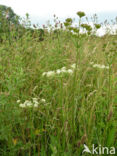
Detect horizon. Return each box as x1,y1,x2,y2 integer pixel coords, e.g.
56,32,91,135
0,0,117,36
0,0,117,26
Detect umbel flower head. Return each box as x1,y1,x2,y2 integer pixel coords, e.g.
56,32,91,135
64,18,73,27
81,24,92,32
90,62,109,69
65,18,73,24
71,63,76,69
42,64,78,78
94,24,101,29
77,11,85,18
18,98,46,108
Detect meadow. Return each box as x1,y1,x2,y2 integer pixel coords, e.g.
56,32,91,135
0,11,117,155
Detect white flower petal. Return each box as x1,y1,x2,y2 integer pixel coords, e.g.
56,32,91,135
46,71,55,77
26,102,33,107
61,69,67,73
67,69,73,74
61,67,66,70
34,104,38,107
90,62,94,65
32,98,38,103
71,63,76,69
17,100,20,103
42,72,47,76
92,64,109,69
23,100,30,104
19,104,26,108
40,99,46,103
56,69,61,74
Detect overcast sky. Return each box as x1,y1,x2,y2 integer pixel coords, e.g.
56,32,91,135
0,0,117,25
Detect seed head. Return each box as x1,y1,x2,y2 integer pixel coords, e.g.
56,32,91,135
94,24,101,29
77,11,85,18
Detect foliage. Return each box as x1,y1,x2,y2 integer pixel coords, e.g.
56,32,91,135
0,8,117,155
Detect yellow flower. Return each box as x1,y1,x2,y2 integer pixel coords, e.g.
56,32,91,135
35,129,40,135
12,138,18,145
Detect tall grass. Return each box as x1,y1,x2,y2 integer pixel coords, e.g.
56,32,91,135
0,12,117,155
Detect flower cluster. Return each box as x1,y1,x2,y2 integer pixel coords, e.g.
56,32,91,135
90,62,109,69
76,11,85,18
17,98,46,108
42,63,77,77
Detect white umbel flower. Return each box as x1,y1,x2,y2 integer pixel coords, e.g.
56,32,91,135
17,100,20,103
90,62,94,65
19,103,26,108
93,64,98,68
71,63,76,69
24,100,30,105
42,72,47,76
34,104,38,107
67,69,73,74
26,102,32,107
56,69,61,74
93,64,109,69
61,67,66,70
46,71,55,77
61,69,67,73
40,99,46,103
32,98,38,103
100,65,109,69
22,100,32,107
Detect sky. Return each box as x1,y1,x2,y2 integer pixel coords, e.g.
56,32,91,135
0,0,117,26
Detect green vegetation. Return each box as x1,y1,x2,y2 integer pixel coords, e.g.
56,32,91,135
0,6,117,156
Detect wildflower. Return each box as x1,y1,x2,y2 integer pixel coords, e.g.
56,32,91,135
56,69,61,74
46,71,55,77
77,11,85,18
100,65,109,69
23,100,32,107
92,64,109,69
65,18,73,23
34,104,38,107
61,67,66,70
12,138,18,145
93,64,98,68
60,23,63,29
61,69,67,73
32,98,38,101
33,98,39,106
64,18,73,27
100,65,106,69
90,62,94,65
81,24,92,32
67,69,73,74
32,98,38,103
40,99,46,103
61,67,67,73
35,129,40,135
102,65,109,69
24,100,30,105
94,24,101,29
71,63,76,69
17,100,20,103
105,66,109,69
19,103,26,108
42,72,47,76
26,102,32,107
